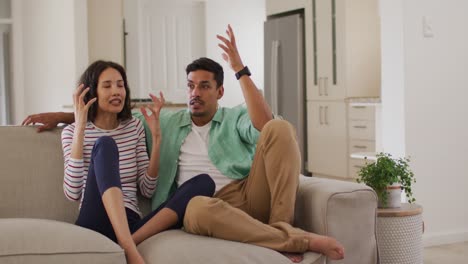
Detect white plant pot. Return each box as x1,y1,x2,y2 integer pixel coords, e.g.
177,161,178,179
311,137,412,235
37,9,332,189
378,183,402,208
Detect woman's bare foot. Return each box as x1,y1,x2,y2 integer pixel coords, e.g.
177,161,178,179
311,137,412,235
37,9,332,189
308,233,344,260
282,252,304,263
124,246,146,264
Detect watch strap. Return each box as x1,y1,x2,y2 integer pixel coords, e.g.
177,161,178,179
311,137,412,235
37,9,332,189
235,66,251,80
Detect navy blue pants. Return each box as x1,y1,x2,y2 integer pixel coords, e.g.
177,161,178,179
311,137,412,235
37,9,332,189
75,136,215,242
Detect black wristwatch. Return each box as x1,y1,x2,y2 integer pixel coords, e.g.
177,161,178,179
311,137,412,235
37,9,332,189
235,66,251,80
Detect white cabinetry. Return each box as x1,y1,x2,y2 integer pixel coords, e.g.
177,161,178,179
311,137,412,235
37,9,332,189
305,0,381,101
307,101,347,178
307,0,345,101
266,0,381,179
347,103,377,179
307,0,380,179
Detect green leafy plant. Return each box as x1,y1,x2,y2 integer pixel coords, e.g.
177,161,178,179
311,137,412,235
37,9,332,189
356,152,416,206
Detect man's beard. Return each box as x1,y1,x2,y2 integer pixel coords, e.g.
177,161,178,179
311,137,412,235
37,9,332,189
190,110,206,117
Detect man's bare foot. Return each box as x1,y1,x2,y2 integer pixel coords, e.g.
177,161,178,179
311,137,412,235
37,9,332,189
308,233,344,260
282,252,304,263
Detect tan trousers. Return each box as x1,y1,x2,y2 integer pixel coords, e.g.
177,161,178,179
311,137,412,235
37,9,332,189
183,120,310,253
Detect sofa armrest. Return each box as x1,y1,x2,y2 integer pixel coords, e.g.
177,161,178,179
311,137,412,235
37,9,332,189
294,176,378,264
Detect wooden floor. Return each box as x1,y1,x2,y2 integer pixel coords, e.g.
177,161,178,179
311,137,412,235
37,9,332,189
424,242,468,264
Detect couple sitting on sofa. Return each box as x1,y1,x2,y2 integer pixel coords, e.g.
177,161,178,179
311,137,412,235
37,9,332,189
22,25,344,263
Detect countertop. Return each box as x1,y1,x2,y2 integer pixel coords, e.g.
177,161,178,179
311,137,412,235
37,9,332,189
346,97,381,105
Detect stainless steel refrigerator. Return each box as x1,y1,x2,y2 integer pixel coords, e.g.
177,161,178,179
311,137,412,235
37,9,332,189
264,12,308,174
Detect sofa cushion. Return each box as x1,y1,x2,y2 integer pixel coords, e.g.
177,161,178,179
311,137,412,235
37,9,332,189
0,127,79,223
0,218,125,264
138,230,322,264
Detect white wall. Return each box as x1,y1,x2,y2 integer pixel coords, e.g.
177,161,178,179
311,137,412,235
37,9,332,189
10,0,23,123
11,0,88,123
205,0,265,107
378,0,406,157
380,0,468,246
404,0,468,246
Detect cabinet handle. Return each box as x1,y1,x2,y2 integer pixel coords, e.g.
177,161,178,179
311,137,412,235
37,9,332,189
270,40,280,114
324,77,329,96
354,165,365,169
318,77,323,96
319,77,322,96
353,145,367,149
352,106,366,109
123,19,128,68
319,106,323,125
324,106,329,125
353,125,367,129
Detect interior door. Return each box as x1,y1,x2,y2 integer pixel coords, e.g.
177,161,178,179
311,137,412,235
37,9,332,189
124,0,206,102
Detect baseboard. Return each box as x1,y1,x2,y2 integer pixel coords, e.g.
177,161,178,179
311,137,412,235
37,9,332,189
423,229,468,247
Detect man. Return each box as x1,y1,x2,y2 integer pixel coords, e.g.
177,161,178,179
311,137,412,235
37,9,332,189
23,25,344,262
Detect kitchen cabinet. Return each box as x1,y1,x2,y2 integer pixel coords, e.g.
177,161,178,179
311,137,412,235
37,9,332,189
266,0,381,179
305,0,381,101
306,0,380,178
307,101,347,178
347,103,378,179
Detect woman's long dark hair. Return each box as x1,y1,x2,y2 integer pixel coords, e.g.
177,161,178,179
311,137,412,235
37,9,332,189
78,60,132,122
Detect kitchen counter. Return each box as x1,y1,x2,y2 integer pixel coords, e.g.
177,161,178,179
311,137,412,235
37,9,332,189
346,97,381,105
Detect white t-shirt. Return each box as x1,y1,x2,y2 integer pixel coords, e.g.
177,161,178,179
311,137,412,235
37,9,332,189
177,121,232,192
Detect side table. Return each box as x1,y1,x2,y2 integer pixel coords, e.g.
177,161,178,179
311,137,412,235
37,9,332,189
376,203,423,264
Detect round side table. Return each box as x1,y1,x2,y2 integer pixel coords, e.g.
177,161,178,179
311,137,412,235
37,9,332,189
376,203,423,264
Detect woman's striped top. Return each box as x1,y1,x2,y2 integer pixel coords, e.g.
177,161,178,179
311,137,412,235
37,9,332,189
61,117,157,216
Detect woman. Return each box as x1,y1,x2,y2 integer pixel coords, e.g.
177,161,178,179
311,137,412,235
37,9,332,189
61,60,215,264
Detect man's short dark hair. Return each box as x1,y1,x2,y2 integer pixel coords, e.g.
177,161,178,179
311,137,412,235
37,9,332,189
186,57,224,88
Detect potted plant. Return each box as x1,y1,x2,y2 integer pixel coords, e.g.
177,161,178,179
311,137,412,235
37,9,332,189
356,152,416,208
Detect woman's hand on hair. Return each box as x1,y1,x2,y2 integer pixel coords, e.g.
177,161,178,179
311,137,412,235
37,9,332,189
140,91,165,139
73,84,96,129
216,24,245,73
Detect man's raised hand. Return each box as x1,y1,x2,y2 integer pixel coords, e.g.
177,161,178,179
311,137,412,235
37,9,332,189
216,24,245,73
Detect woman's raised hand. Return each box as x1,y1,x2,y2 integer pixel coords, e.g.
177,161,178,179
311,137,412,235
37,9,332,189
140,91,165,139
73,84,96,128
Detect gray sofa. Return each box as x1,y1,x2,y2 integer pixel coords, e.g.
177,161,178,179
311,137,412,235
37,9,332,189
0,126,379,264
